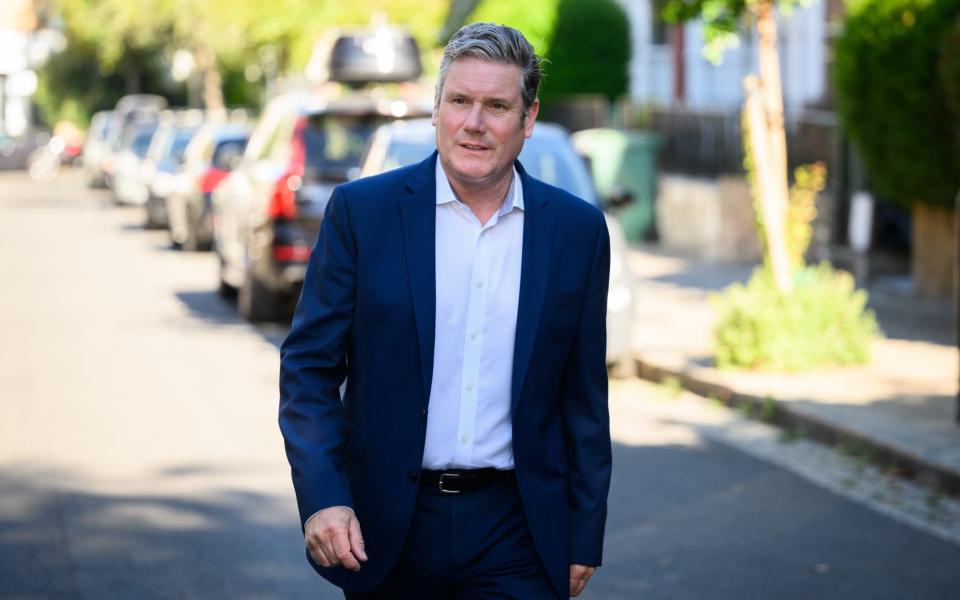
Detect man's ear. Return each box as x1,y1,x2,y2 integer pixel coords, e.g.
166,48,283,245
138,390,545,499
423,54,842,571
524,99,540,138
431,104,439,126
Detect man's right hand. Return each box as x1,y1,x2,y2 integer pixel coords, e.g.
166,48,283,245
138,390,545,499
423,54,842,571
304,506,368,571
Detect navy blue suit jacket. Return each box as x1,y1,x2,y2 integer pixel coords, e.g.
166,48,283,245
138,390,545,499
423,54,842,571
279,152,611,596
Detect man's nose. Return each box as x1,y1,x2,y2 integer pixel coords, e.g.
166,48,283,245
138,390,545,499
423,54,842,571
463,103,485,133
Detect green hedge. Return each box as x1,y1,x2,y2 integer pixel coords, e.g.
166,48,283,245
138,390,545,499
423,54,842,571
542,0,629,102
834,0,960,208
469,0,629,103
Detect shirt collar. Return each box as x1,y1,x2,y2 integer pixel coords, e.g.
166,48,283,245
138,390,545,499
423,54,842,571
435,159,525,215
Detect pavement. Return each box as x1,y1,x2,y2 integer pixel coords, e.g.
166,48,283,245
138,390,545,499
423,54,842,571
625,244,960,494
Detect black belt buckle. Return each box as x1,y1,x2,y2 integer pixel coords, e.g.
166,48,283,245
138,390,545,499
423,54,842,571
438,472,462,494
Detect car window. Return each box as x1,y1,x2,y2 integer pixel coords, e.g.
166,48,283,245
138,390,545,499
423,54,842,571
131,127,157,157
519,137,597,205
378,128,598,205
303,114,379,174
169,127,199,163
266,113,297,164
212,139,247,170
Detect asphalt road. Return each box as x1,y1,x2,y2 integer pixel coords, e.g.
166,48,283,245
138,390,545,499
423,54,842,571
1,170,958,599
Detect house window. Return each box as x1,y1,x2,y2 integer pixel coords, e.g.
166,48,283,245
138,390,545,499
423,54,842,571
652,0,670,46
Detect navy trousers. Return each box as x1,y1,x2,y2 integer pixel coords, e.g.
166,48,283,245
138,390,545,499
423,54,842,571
345,475,561,599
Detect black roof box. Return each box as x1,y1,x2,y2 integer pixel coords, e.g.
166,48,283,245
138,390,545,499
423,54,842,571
328,29,423,85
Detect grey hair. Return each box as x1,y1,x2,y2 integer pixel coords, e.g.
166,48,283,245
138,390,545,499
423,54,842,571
435,22,543,115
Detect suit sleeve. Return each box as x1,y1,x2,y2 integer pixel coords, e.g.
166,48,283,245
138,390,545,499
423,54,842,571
279,186,356,528
560,214,612,566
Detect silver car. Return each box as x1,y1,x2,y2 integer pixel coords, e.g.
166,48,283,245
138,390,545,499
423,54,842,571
359,119,636,366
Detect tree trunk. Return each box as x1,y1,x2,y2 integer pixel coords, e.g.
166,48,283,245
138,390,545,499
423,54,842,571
195,42,225,115
748,0,792,293
913,203,957,298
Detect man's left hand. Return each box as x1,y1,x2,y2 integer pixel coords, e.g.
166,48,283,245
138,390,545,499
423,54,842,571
569,564,596,597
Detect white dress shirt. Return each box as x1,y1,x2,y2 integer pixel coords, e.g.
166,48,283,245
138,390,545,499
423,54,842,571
421,161,524,470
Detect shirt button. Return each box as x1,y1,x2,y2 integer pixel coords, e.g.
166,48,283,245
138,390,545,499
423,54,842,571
407,471,418,483
461,436,469,444
476,281,484,288
465,384,473,392
470,331,478,340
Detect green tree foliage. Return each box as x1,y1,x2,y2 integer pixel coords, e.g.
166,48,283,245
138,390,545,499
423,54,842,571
467,0,559,60
33,29,181,126
834,0,960,208
40,0,448,124
939,15,960,176
542,0,629,102
468,0,629,102
662,0,807,64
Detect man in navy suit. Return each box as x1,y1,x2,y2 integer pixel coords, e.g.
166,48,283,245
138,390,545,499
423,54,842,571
280,22,611,599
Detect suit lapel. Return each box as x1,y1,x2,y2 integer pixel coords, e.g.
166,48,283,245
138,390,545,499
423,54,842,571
511,164,554,412
400,153,438,405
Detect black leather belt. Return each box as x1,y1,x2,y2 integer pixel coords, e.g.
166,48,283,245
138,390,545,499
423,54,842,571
419,468,516,494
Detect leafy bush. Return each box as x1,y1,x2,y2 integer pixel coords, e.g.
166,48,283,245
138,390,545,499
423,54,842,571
712,264,881,371
542,0,630,102
939,15,960,172
468,0,629,103
834,0,960,208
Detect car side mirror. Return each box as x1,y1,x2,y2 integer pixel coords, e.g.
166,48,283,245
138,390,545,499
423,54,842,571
606,186,634,209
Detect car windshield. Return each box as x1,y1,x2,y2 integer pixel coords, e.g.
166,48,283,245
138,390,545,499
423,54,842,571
169,127,199,163
303,114,381,179
380,128,597,205
212,138,247,170
131,127,157,158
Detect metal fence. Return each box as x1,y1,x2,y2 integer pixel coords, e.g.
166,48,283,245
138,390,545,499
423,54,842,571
647,104,844,181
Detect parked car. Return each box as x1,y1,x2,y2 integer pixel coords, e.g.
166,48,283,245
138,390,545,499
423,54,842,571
140,110,203,228
359,119,637,365
110,117,159,206
82,110,116,187
212,91,428,321
101,94,167,189
166,120,251,250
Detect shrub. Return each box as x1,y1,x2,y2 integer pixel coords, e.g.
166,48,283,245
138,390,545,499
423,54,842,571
939,15,960,173
712,264,881,371
542,0,630,102
833,0,960,208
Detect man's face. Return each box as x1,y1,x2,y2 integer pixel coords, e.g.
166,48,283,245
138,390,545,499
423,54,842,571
433,57,538,192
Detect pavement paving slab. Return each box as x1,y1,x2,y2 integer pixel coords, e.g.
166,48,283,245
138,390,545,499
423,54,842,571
627,245,960,492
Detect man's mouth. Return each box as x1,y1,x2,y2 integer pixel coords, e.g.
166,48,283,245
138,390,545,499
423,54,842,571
460,142,489,151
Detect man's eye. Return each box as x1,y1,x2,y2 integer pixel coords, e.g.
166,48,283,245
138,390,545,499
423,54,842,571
451,97,467,105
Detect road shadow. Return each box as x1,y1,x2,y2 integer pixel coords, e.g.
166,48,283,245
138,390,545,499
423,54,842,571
0,465,341,600
174,289,289,351
3,441,960,599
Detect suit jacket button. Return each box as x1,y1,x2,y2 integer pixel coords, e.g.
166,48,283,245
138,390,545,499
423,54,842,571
407,471,418,483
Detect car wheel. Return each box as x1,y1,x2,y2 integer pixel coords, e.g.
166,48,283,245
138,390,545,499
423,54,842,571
217,259,237,299
144,203,164,230
182,219,200,251
238,267,284,323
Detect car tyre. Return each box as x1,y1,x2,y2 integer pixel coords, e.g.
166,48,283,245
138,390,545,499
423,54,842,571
238,268,284,322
